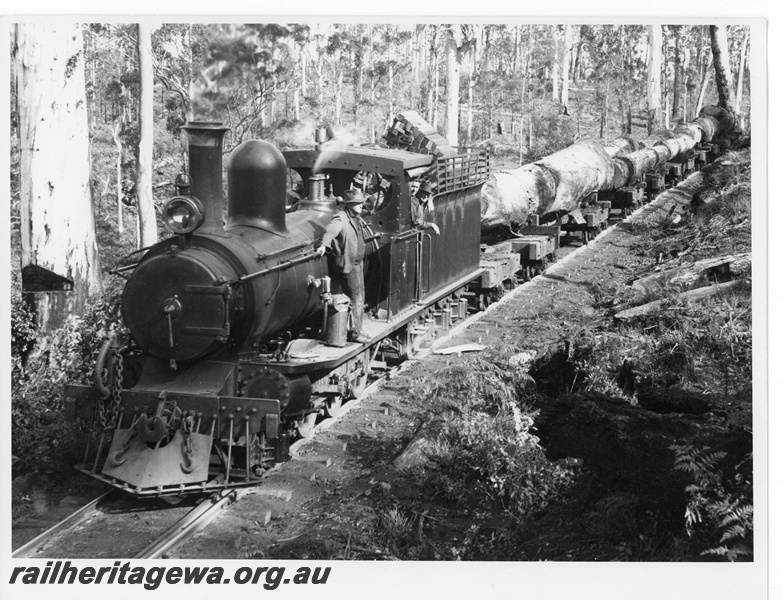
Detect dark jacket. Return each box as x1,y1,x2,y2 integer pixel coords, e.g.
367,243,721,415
320,207,366,274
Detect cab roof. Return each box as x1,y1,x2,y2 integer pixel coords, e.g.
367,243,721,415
284,145,433,178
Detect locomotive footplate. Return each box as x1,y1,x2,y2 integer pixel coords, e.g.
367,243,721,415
65,385,282,497
254,267,486,375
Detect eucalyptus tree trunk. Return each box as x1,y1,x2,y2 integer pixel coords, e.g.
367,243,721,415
621,25,632,134
316,55,324,108
682,43,692,121
709,25,736,112
551,26,560,103
386,58,393,128
467,34,478,144
735,27,750,116
112,119,124,234
300,41,307,98
561,24,572,111
335,67,344,124
444,24,459,146
354,28,364,120
696,57,713,116
136,23,157,249
426,25,438,125
647,25,664,134
14,22,103,331
412,25,421,86
671,26,683,123
527,26,534,153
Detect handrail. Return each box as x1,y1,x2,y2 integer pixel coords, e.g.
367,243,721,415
233,252,318,286
422,232,433,296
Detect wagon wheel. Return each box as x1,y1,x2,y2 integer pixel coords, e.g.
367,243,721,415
295,412,318,438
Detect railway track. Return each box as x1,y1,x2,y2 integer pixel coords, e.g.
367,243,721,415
11,486,253,559
12,491,115,558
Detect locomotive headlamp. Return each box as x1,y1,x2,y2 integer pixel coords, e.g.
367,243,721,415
163,196,205,235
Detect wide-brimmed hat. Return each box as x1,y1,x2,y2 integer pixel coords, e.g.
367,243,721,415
343,189,366,205
416,180,433,199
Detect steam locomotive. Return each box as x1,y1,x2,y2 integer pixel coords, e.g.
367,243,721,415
64,122,491,497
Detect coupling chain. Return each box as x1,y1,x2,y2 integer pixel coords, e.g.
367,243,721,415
105,349,124,431
94,337,124,437
180,413,196,473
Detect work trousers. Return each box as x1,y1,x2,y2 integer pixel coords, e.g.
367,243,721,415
335,261,365,334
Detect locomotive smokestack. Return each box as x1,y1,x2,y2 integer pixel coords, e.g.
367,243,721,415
181,122,230,232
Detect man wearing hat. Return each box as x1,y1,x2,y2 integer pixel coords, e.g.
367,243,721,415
411,180,440,235
316,188,371,343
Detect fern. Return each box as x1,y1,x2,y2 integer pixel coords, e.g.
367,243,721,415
671,444,753,561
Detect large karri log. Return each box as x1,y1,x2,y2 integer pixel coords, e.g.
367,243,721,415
481,106,735,227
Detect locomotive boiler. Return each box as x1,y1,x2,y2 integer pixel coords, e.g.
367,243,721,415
65,121,490,497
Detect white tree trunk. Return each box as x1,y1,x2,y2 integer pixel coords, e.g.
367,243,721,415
696,60,713,116
316,58,324,107
14,22,103,330
136,23,157,249
647,25,663,134
386,59,393,128
444,24,460,146
735,27,749,115
710,25,736,112
336,67,344,124
561,24,572,110
551,26,560,103
300,42,307,97
112,120,124,234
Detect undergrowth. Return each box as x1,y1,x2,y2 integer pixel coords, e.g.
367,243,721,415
672,444,753,561
632,150,751,263
11,291,125,479
406,352,580,523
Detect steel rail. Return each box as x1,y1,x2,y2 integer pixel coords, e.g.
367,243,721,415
12,491,115,558
133,488,249,559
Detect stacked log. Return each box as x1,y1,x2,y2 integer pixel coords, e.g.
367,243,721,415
622,252,751,307
382,111,458,157
481,106,736,227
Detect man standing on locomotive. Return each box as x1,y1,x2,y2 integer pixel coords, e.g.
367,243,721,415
411,180,440,235
316,189,371,343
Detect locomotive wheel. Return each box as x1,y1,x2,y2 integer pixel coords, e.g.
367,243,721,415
324,396,343,418
348,371,368,399
478,293,489,311
296,413,318,438
347,351,370,399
